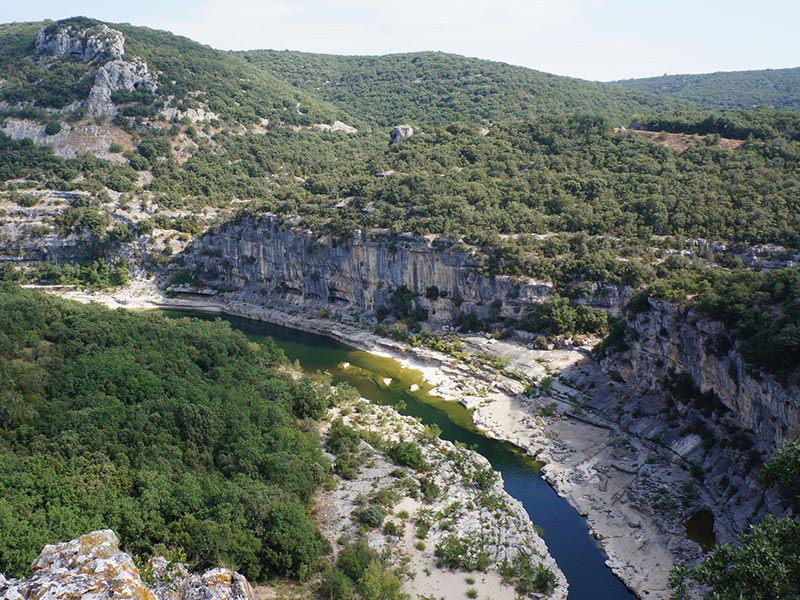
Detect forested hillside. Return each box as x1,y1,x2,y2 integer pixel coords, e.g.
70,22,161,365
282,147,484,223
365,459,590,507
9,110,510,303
0,17,798,318
4,109,798,294
616,66,800,111
0,17,345,125
0,284,330,580
241,50,689,126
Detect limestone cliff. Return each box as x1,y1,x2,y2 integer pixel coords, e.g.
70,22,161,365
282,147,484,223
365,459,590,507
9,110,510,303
0,530,254,600
181,215,554,325
608,297,800,456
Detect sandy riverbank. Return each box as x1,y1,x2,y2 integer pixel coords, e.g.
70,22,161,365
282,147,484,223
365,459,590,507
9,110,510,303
42,279,687,599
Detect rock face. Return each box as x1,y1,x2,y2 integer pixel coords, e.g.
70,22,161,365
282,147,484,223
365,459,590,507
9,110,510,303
0,530,254,600
87,57,157,117
390,125,414,144
36,23,125,63
182,215,554,324
0,118,132,159
34,22,157,117
608,297,800,455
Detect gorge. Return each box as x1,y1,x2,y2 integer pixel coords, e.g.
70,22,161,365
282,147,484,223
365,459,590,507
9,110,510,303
0,15,799,600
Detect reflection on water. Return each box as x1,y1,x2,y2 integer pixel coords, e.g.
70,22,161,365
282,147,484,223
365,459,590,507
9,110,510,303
163,310,635,600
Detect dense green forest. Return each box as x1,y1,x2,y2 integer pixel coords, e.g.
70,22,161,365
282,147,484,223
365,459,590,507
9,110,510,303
140,112,800,259
0,284,331,580
634,109,800,142
616,67,800,111
240,50,688,126
3,109,800,292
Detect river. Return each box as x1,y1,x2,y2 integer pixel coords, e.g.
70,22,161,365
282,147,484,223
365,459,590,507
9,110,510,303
165,310,636,600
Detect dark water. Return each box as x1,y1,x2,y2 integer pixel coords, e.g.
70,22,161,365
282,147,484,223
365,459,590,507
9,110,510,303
164,310,636,600
685,510,716,553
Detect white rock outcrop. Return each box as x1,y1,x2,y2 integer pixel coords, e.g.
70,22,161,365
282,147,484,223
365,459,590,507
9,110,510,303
36,23,125,63
0,530,254,600
87,57,157,117
311,121,358,134
390,124,414,144
34,21,157,117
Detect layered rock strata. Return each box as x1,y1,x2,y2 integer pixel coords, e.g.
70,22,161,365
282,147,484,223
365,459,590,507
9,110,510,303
182,215,554,324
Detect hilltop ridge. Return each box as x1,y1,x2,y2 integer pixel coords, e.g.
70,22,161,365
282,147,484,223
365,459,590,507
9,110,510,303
615,66,800,111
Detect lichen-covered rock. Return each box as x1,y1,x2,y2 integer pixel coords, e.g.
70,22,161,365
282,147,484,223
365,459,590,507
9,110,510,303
0,530,156,600
146,558,254,600
0,531,254,600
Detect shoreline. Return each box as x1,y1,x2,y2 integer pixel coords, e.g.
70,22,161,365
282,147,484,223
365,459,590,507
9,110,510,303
316,395,568,600
43,280,682,599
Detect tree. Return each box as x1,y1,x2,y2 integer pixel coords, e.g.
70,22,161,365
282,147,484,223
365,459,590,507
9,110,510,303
670,516,800,600
44,120,62,136
357,561,407,600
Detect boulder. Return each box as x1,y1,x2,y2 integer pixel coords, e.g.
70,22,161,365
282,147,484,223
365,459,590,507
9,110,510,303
389,125,414,144
0,531,254,600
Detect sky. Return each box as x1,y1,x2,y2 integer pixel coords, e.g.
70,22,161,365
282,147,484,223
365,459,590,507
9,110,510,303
2,0,799,81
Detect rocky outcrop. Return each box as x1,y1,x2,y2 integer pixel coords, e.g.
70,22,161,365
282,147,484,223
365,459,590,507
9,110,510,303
36,23,125,63
0,118,132,159
182,215,554,325
34,21,157,117
311,120,357,134
608,297,800,455
87,57,157,117
390,125,414,144
160,107,220,124
145,558,253,600
0,530,254,600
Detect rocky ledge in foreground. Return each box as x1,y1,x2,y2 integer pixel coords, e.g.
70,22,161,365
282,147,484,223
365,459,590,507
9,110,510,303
0,529,253,600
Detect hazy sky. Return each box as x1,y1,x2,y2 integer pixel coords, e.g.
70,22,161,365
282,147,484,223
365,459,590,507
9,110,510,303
3,0,799,81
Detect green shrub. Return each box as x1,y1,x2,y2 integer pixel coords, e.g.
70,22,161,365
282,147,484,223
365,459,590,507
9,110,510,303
355,505,385,528
337,539,377,581
390,441,425,470
434,534,489,572
670,516,800,600
44,120,62,135
319,566,355,600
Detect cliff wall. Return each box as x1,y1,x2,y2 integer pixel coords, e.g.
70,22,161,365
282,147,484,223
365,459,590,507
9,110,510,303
182,215,556,324
608,297,800,456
